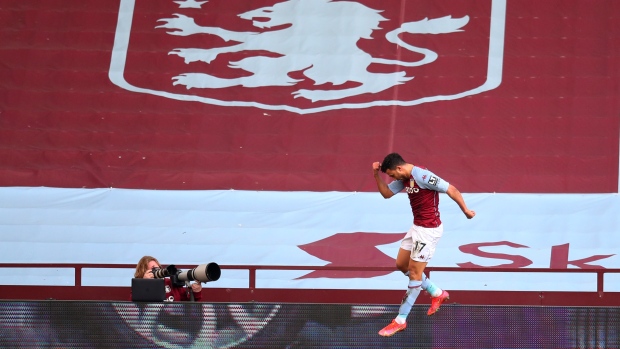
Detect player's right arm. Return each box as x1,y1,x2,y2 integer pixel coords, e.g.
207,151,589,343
373,161,396,199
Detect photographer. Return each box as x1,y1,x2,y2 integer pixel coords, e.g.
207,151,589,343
133,256,202,302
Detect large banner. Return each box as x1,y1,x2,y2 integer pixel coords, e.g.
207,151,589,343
0,0,618,298
0,0,617,193
1,187,618,292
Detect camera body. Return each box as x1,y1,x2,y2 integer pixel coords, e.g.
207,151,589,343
151,264,177,279
170,271,186,287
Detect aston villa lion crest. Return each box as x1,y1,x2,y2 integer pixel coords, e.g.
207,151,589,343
110,0,506,114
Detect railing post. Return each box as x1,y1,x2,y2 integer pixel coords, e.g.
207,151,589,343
249,267,256,289
75,266,81,287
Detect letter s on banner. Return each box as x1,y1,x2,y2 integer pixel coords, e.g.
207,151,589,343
457,241,533,268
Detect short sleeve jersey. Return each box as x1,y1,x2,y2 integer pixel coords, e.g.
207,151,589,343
388,166,450,228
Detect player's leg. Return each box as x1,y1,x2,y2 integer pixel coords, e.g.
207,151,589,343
395,226,414,275
422,224,449,316
397,259,426,317
395,247,411,275
379,227,423,336
421,273,443,298
379,258,427,337
379,229,415,337
397,233,425,319
398,259,447,313
403,269,443,300
379,224,449,336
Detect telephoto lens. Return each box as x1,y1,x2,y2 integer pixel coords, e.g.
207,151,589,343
151,264,178,278
178,263,221,283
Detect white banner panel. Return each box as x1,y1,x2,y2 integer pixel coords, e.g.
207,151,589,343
0,187,618,291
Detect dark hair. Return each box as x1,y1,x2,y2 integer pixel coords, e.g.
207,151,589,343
380,153,406,173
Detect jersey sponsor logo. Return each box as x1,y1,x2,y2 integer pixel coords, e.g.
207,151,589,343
406,177,419,193
110,0,506,114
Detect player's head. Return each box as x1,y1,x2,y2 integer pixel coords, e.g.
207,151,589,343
380,153,409,180
380,153,406,172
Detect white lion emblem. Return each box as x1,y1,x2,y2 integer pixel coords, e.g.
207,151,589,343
156,0,469,102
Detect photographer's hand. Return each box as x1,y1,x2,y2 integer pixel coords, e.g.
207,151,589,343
191,281,202,292
143,270,154,279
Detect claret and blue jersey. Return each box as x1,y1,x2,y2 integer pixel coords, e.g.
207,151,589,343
387,166,449,228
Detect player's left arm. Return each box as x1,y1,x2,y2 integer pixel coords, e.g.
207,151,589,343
446,185,476,219
414,167,475,219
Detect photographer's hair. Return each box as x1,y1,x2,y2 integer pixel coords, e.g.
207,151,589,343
380,153,406,173
135,255,161,278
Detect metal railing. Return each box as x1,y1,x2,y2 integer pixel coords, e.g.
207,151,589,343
0,263,618,294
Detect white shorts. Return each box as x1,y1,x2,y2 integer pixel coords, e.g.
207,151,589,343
399,223,443,262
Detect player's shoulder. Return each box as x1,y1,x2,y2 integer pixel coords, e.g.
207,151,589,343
412,165,430,177
412,166,442,186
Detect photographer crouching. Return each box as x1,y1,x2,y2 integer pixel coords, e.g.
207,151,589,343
133,256,203,302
